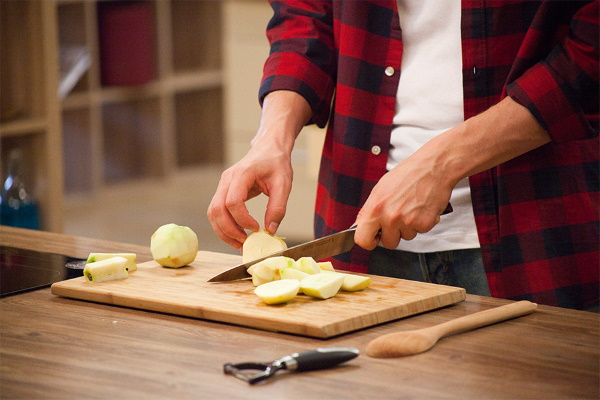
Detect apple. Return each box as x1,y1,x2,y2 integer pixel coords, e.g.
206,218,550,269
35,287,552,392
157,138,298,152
280,267,311,281
254,279,300,305
86,252,137,272
339,273,371,291
300,272,344,299
248,256,294,286
242,229,287,263
151,223,198,268
83,256,129,283
318,261,335,272
294,257,321,274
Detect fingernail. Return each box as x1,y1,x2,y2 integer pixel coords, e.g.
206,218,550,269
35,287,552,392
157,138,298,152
268,222,279,234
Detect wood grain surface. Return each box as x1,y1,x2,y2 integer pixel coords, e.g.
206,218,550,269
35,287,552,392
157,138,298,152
2,227,599,400
51,251,466,337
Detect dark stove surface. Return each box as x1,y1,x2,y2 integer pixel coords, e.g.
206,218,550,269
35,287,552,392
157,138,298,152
0,245,85,297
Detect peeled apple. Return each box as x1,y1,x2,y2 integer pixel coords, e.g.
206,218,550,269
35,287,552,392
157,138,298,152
84,256,129,283
339,273,371,291
242,229,287,263
87,252,137,272
254,279,300,305
294,257,321,274
249,256,294,286
300,272,345,299
151,223,198,268
280,267,311,281
318,261,335,272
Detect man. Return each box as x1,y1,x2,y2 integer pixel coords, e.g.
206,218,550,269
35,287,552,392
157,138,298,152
208,1,599,310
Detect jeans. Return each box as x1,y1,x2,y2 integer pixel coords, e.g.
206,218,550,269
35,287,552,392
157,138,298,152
368,246,490,296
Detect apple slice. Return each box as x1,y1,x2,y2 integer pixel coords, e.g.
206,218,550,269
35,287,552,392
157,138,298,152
280,267,311,281
339,273,371,291
252,274,272,287
294,257,321,274
318,261,335,272
83,256,129,283
254,279,300,305
87,252,137,272
300,272,344,299
242,229,287,263
249,256,294,286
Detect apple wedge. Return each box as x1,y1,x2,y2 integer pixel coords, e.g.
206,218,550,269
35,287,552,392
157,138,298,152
83,256,129,283
294,257,321,274
249,256,294,286
339,273,371,291
280,267,311,281
318,261,335,272
87,252,137,272
300,272,344,299
242,229,287,263
254,279,300,305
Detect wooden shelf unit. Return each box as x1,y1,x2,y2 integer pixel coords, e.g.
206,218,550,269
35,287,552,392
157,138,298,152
0,0,64,232
57,0,224,194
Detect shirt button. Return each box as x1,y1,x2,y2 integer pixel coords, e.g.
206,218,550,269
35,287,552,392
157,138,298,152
385,66,395,76
371,145,381,155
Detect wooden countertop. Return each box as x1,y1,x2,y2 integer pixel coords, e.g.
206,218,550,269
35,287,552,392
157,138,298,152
1,226,598,399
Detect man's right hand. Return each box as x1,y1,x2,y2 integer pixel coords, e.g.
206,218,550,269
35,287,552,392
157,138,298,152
207,91,313,249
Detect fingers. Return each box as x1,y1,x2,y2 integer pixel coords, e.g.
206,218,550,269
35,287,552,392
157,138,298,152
264,183,290,234
353,212,381,251
353,219,414,251
353,196,443,251
207,160,293,248
207,168,259,249
225,170,261,232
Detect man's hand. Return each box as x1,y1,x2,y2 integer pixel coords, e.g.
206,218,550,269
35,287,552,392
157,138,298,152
354,96,550,250
208,143,293,249
354,151,454,250
207,91,313,249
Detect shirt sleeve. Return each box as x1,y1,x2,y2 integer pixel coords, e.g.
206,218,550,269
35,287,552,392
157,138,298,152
507,2,599,143
258,0,336,128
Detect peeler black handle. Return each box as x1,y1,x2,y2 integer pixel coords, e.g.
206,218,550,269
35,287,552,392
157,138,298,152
279,347,359,372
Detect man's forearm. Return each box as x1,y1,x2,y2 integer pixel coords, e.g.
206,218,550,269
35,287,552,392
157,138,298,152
252,90,313,153
420,96,552,188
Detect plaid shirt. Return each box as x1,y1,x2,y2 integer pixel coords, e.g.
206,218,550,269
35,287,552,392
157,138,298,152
259,0,599,309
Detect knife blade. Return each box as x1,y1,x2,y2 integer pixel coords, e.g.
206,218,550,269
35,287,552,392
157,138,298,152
207,227,357,282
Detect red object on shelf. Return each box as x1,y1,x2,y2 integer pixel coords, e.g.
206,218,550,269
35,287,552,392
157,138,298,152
97,1,157,86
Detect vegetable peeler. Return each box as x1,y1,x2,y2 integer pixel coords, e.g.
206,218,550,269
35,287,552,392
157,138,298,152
223,347,359,384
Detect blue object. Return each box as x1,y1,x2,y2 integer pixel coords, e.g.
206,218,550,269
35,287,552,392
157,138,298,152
0,149,40,230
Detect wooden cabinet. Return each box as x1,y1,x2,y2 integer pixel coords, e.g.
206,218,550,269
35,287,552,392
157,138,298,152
58,0,224,194
0,0,64,232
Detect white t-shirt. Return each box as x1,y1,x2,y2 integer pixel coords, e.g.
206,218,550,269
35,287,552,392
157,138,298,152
388,0,480,252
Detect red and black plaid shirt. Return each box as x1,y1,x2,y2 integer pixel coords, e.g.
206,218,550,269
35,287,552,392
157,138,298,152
259,0,599,309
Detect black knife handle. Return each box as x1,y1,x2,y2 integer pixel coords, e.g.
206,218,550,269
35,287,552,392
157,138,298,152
278,347,359,372
442,202,453,215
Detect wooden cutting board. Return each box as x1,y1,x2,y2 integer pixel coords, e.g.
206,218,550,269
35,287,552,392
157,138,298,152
51,251,466,338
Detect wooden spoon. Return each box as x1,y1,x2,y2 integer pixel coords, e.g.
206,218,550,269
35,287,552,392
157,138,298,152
366,300,537,358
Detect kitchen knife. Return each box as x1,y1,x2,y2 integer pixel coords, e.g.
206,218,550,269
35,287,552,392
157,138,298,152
207,227,357,282
208,203,452,283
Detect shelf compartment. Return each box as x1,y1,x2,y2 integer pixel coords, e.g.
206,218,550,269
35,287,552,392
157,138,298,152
62,109,94,193
102,98,165,183
174,89,223,167
57,1,91,96
0,0,45,123
170,0,221,73
97,0,157,87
